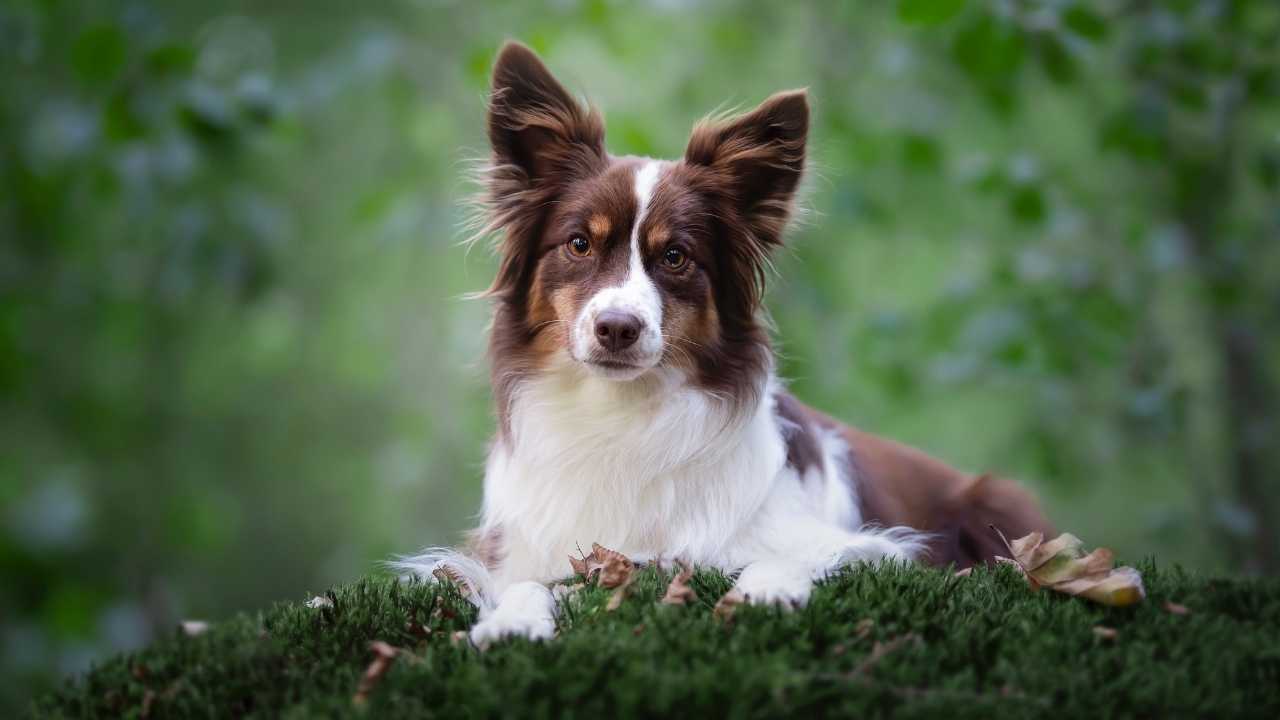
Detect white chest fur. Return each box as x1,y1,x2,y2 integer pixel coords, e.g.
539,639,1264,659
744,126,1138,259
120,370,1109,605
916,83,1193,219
481,367,793,586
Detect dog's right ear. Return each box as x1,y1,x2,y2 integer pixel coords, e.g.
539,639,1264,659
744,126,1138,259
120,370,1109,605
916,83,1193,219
487,42,605,188
481,43,605,300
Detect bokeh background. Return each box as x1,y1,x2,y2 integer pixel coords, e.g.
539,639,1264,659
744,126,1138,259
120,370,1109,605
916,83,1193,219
3,0,1278,709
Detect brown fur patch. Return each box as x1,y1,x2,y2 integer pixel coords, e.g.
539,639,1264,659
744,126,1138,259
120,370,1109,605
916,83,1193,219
588,214,611,240
774,391,824,475
793,403,1053,569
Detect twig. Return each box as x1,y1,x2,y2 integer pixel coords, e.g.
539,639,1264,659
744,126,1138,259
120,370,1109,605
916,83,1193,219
850,633,920,677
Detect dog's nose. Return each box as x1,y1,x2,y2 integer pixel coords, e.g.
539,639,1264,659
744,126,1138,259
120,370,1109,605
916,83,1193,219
594,310,642,352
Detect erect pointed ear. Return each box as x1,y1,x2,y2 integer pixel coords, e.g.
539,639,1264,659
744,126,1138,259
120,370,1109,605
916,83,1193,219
683,90,809,249
487,42,605,187
480,42,606,300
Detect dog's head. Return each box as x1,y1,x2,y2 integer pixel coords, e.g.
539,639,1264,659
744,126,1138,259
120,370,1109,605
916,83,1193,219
479,42,806,404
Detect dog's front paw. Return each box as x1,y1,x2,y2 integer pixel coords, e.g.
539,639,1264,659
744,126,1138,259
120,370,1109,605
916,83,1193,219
734,559,813,608
468,581,557,649
469,613,555,648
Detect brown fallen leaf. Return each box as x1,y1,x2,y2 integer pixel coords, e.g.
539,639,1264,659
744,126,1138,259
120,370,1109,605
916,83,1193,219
606,572,636,612
432,565,477,604
405,616,430,640
1092,626,1118,640
353,641,399,706
567,543,635,589
594,543,634,588
1164,600,1190,616
713,588,745,623
992,526,1146,607
140,689,156,719
850,634,920,677
661,562,699,606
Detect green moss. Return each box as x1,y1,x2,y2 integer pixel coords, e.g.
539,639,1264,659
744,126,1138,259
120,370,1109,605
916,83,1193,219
31,563,1280,718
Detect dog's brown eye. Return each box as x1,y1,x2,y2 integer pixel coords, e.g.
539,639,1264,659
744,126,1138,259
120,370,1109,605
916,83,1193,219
662,247,687,270
567,235,591,257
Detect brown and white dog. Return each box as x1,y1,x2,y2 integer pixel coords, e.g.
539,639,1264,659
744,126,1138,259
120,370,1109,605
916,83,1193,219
400,42,1051,645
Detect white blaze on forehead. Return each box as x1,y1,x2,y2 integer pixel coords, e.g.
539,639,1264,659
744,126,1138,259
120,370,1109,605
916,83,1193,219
571,160,666,370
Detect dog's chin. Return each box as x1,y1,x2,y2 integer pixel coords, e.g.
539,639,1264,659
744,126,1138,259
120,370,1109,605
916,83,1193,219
581,357,655,382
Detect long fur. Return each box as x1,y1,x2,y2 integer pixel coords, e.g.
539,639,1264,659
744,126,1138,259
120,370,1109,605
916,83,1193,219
396,43,1012,640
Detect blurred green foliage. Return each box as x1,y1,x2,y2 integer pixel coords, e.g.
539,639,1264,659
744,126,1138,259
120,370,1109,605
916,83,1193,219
1,0,1277,711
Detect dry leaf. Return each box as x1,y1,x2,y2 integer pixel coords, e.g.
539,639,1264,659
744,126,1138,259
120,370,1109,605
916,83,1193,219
1164,600,1190,616
851,634,920,677
713,588,745,623
854,618,875,641
305,596,333,610
353,641,399,705
1092,626,1118,640
661,562,698,606
954,567,973,578
605,572,636,612
594,543,634,588
567,543,635,588
432,564,477,604
179,621,209,637
405,617,430,640
992,526,1145,607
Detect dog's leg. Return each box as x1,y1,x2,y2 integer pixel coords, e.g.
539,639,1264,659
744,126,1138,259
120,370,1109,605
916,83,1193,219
468,581,556,648
733,525,919,608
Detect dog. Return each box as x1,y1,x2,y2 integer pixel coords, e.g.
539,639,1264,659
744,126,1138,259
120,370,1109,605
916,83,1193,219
399,42,1051,646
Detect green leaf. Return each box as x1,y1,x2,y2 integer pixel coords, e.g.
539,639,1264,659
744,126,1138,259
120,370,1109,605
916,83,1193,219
902,132,943,172
952,15,1026,83
71,25,127,85
103,90,146,141
145,44,196,75
898,0,967,26
1040,35,1077,85
1009,185,1046,224
1062,5,1108,41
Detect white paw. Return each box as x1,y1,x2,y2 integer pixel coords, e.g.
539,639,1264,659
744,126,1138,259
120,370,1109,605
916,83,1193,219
734,560,814,608
468,581,556,649
469,612,555,648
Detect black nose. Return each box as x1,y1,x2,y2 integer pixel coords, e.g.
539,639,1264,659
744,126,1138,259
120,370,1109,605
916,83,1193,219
594,310,642,352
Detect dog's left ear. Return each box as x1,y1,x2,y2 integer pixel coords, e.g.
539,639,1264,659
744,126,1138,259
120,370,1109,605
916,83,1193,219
684,90,808,250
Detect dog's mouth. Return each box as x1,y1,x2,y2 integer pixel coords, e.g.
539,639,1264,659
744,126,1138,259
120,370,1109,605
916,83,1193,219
582,354,654,380
589,359,639,371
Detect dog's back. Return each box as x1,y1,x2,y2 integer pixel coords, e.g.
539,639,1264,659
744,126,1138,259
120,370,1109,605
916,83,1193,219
785,395,1053,568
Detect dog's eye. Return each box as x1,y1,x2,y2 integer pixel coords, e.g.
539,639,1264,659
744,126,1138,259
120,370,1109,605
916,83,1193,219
662,247,687,270
567,235,591,257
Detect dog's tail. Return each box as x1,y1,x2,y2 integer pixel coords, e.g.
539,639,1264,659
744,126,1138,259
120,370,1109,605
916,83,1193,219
387,547,499,612
932,473,1055,569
